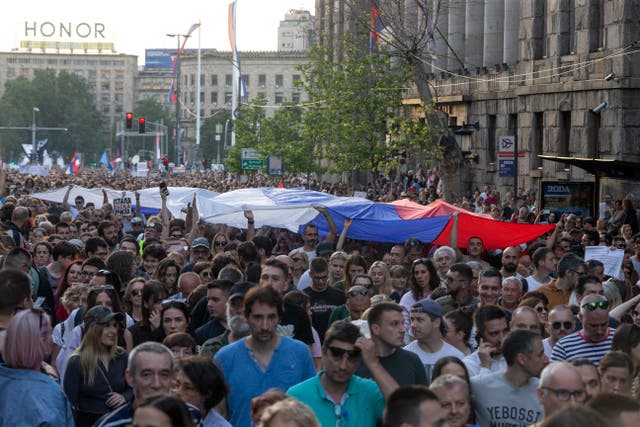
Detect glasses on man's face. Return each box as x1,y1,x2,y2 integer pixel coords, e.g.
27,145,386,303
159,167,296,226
327,346,361,361
551,321,572,330
535,305,548,313
581,300,609,311
541,387,586,402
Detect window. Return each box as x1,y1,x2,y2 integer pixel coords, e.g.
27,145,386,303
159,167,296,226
293,74,301,83
88,70,97,79
200,92,204,104
211,75,218,86
190,74,195,86
532,112,544,169
559,0,575,55
200,74,204,86
533,0,545,59
275,92,283,104
210,92,218,105
292,92,301,104
258,74,266,88
101,82,110,91
559,111,571,157
225,74,232,87
225,92,232,104
275,74,283,87
587,111,600,158
487,115,496,164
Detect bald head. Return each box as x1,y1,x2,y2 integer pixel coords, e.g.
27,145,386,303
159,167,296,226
538,362,586,418
11,207,30,225
511,306,540,333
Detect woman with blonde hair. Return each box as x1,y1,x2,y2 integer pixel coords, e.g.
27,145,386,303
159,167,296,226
63,305,132,426
0,308,75,425
369,260,392,295
258,398,320,427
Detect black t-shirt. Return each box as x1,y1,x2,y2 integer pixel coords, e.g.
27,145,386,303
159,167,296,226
356,348,428,386
280,302,314,345
304,286,346,342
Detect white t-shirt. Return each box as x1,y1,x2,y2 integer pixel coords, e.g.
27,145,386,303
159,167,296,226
524,275,548,292
403,339,465,383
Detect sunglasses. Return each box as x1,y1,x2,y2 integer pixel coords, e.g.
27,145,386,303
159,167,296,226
214,241,228,247
201,271,212,278
347,289,369,298
535,306,548,313
90,285,115,291
581,300,609,311
131,288,142,297
170,234,183,238
552,321,573,330
327,346,361,360
631,311,640,317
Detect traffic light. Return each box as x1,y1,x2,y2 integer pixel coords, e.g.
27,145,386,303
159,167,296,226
125,112,133,129
138,117,146,133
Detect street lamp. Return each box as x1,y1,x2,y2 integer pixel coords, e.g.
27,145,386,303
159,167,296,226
166,33,191,166
215,123,223,164
31,107,39,161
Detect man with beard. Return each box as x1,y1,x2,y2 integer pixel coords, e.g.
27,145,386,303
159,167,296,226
543,305,576,358
200,282,252,358
287,320,399,427
215,286,315,427
290,215,337,264
500,246,523,280
470,330,546,427
436,263,479,314
463,305,509,377
98,220,120,251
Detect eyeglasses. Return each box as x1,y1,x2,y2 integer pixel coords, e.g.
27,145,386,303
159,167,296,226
581,300,609,311
551,321,573,330
347,289,369,298
327,346,361,360
312,275,328,282
541,387,586,402
214,241,228,247
201,271,212,278
170,234,183,238
535,306,548,313
131,288,142,297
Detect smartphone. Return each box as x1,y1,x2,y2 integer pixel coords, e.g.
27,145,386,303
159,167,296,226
159,182,169,197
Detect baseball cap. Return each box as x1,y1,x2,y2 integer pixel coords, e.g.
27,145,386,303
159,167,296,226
68,239,84,250
131,217,144,224
146,222,163,232
315,241,335,256
229,281,255,301
192,237,211,250
83,305,125,329
411,298,447,334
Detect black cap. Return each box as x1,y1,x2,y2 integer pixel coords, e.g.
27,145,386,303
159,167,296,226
315,241,335,256
84,306,125,329
229,281,255,301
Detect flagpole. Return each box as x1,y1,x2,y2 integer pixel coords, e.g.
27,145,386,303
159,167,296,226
229,1,239,147
196,21,201,148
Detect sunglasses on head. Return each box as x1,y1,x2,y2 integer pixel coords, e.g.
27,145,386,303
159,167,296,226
581,300,609,311
552,321,572,330
90,285,115,291
347,289,369,298
162,300,187,309
327,346,361,360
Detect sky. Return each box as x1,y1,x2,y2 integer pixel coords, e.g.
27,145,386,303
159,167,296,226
0,0,315,65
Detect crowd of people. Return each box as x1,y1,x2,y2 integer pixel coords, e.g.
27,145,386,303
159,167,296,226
1,164,640,427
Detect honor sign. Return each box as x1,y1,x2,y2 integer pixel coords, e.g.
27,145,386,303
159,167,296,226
24,21,107,39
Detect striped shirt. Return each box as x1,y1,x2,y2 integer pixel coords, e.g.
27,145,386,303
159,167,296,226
550,328,614,366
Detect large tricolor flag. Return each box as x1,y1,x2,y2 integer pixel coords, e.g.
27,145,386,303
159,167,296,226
69,152,80,174
168,23,201,103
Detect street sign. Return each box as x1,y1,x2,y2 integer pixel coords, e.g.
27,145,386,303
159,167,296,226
499,159,515,177
241,148,258,159
267,156,284,175
241,158,264,170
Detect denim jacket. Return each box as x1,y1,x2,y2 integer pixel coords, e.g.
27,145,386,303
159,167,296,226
0,364,75,426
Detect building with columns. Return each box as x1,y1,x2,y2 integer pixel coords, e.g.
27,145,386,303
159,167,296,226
316,0,640,204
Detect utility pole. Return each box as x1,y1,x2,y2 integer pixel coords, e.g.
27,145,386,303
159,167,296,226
167,33,190,166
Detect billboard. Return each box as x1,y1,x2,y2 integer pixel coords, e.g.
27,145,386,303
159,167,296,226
145,49,177,69
540,181,594,218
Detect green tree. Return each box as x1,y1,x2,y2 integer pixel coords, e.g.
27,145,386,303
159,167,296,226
0,69,103,162
199,109,231,165
225,95,267,173
299,41,437,180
